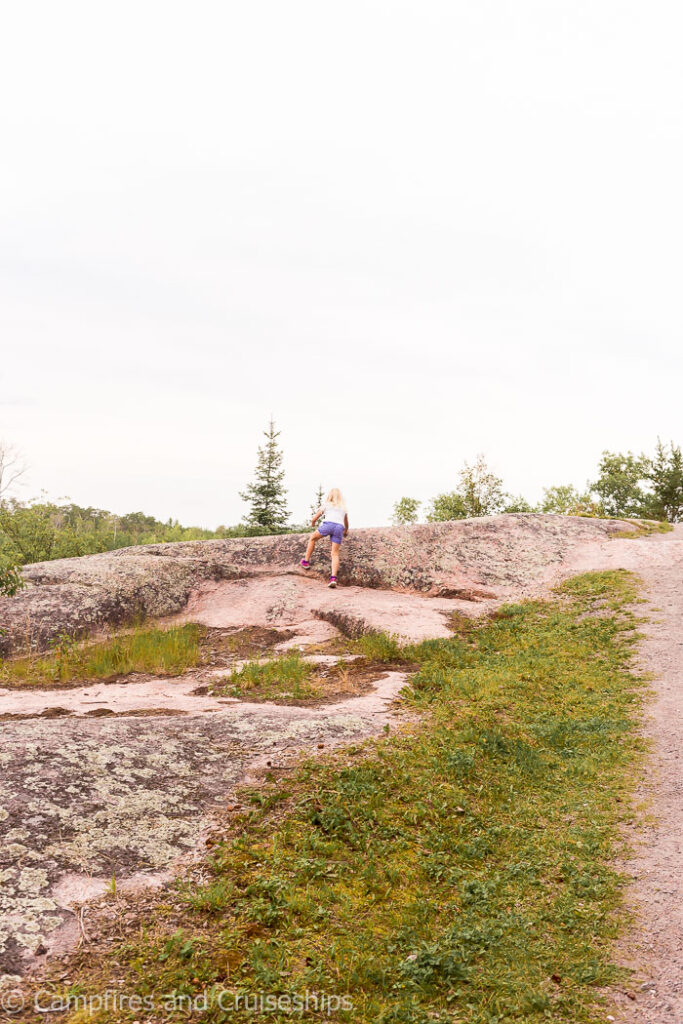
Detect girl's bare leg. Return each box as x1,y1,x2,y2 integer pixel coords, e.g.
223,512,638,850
305,531,322,561
330,542,340,577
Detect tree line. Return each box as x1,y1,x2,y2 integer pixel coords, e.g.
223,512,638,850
391,441,683,525
0,421,308,596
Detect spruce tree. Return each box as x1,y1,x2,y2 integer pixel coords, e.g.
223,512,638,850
310,484,325,520
240,419,289,530
646,439,683,522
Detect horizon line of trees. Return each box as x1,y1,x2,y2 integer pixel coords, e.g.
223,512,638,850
0,421,313,595
391,441,683,526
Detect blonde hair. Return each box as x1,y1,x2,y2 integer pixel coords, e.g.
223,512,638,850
325,488,347,511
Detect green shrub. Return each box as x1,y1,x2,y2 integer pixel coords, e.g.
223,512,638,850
212,651,319,700
0,558,23,597
354,631,406,662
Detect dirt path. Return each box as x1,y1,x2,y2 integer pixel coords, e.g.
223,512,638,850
548,525,683,1023
616,555,683,1024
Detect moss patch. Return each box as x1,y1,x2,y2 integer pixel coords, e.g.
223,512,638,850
210,652,389,705
611,519,673,539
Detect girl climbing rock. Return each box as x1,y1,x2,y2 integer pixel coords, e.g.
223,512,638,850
300,488,349,588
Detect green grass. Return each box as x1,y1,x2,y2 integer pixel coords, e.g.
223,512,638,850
36,570,647,1023
351,631,408,663
611,519,673,539
211,651,321,701
0,624,202,687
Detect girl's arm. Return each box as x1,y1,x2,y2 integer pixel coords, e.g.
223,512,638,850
344,513,349,536
311,508,323,527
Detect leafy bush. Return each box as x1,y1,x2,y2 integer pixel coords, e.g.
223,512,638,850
0,557,23,597
591,451,650,518
427,456,509,521
540,484,601,517
392,497,421,525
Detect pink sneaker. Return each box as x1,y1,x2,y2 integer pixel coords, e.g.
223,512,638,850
300,559,311,569
328,575,337,588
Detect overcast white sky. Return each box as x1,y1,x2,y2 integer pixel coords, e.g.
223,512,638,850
1,1,681,528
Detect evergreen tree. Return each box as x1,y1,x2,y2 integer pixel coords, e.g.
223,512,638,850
646,439,683,522
310,484,325,521
240,419,289,529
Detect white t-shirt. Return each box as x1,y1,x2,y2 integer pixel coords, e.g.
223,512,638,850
322,503,346,526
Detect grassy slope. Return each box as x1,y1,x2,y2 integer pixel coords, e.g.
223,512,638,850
0,624,202,687
37,570,646,1023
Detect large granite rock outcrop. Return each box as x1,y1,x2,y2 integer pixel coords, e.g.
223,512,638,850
0,514,627,656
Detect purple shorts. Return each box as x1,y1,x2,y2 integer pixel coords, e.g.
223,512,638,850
318,521,344,544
